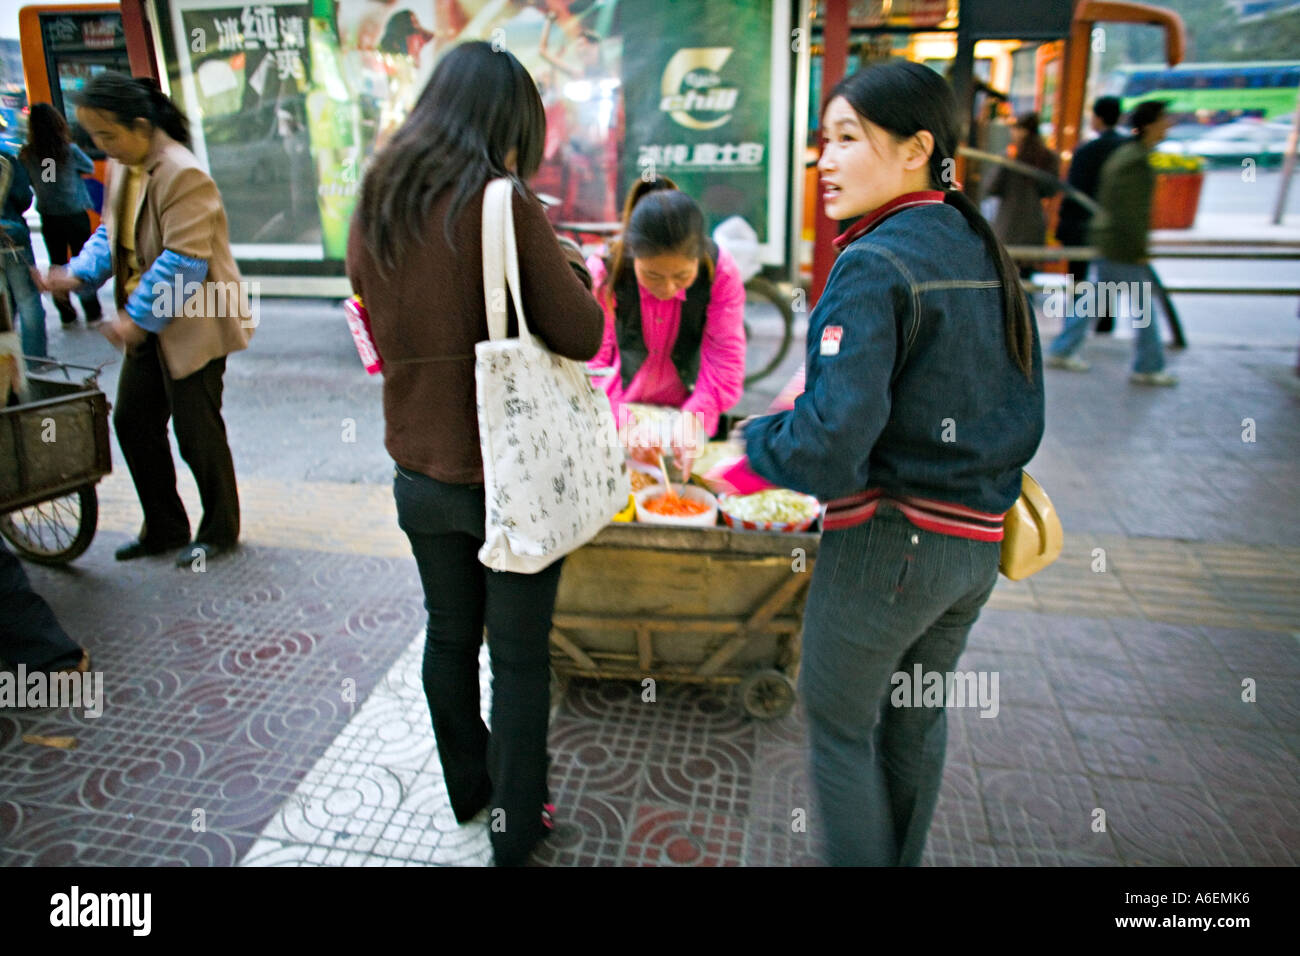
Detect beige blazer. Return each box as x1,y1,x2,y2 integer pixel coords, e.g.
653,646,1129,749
102,129,253,379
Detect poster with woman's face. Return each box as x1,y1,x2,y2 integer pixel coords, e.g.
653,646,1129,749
332,0,625,225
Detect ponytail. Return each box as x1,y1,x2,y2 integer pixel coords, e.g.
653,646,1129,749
602,175,714,305
145,84,191,147
73,71,190,149
943,188,1034,380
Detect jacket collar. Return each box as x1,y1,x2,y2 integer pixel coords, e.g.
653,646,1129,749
140,128,178,175
833,190,946,250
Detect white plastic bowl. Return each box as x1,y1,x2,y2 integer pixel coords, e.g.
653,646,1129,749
633,484,719,527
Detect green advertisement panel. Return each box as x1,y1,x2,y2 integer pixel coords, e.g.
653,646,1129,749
620,0,776,245
160,1,788,266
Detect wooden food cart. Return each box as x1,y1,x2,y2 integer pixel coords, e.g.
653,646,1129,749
550,522,819,719
1,361,113,565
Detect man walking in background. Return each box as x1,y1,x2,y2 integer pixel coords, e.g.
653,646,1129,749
1047,99,1178,386
1057,96,1124,332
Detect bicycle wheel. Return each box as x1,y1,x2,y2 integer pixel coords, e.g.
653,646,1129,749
0,485,99,566
742,276,795,387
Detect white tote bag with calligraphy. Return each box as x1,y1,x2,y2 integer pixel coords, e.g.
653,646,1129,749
475,178,629,573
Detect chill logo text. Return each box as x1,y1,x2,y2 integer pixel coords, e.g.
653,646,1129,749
660,48,739,130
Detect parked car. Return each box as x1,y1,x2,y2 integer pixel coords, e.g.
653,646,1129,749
1159,119,1296,167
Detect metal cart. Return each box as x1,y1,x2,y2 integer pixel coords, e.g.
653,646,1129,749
550,522,819,719
1,359,113,565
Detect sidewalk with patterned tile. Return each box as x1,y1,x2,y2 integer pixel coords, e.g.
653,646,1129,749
2,293,1297,867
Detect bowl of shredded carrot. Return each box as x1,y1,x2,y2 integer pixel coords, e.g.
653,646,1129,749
633,484,719,527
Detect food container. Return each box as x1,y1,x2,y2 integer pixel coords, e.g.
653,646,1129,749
718,489,822,533
633,484,719,527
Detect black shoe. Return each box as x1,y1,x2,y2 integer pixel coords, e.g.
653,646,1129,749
175,541,231,568
115,537,187,561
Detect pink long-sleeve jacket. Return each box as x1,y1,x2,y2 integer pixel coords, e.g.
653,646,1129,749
586,246,747,437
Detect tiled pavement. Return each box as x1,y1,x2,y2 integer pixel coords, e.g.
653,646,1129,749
2,301,1298,867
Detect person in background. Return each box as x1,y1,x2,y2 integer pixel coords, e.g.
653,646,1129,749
36,73,253,566
587,177,746,465
736,60,1045,866
1047,99,1177,386
1056,96,1124,332
346,42,604,867
20,103,104,326
985,112,1060,280
0,142,50,363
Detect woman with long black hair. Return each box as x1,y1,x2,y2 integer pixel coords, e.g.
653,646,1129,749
737,60,1045,866
346,41,604,867
20,103,103,324
588,176,746,462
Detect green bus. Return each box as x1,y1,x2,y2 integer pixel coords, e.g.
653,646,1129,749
1105,61,1300,121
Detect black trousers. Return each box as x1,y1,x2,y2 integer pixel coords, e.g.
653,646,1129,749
392,464,562,866
114,335,240,548
0,537,81,669
40,211,101,318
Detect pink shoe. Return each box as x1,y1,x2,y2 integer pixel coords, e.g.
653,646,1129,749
541,803,556,830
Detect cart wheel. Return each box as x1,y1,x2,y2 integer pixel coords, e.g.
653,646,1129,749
0,485,98,566
737,668,797,720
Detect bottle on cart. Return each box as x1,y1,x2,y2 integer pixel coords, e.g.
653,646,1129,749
307,0,362,258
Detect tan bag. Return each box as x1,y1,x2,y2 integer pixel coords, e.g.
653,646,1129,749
999,472,1063,580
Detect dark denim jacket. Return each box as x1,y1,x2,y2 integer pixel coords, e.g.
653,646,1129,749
746,201,1045,516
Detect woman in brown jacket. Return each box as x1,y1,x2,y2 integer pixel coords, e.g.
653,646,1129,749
347,42,604,867
38,73,253,568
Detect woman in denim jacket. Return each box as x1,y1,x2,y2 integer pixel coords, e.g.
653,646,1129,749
740,61,1045,866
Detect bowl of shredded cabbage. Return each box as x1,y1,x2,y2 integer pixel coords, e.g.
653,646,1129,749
718,489,821,532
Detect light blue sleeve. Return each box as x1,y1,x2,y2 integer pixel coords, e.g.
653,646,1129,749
66,224,113,288
124,249,210,332
70,144,95,176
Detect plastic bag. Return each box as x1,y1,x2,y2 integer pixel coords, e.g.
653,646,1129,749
712,215,762,283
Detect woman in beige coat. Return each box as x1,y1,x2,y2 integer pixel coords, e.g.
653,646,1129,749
38,73,253,567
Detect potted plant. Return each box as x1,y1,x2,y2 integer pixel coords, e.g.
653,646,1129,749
1149,152,1206,230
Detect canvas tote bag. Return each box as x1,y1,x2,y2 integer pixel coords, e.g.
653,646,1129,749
475,177,629,573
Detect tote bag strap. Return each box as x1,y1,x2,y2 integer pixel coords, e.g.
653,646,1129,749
481,177,531,342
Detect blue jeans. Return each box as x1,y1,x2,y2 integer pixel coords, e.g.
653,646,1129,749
2,244,49,362
800,505,1000,866
1048,259,1166,373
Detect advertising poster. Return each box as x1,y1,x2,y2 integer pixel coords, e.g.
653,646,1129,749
619,0,777,248
163,0,784,263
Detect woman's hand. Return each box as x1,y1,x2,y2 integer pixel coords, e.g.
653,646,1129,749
32,266,82,295
621,409,703,466
100,310,147,351
728,415,755,451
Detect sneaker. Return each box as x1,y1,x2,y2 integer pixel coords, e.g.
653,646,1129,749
1046,354,1090,372
1130,371,1178,387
